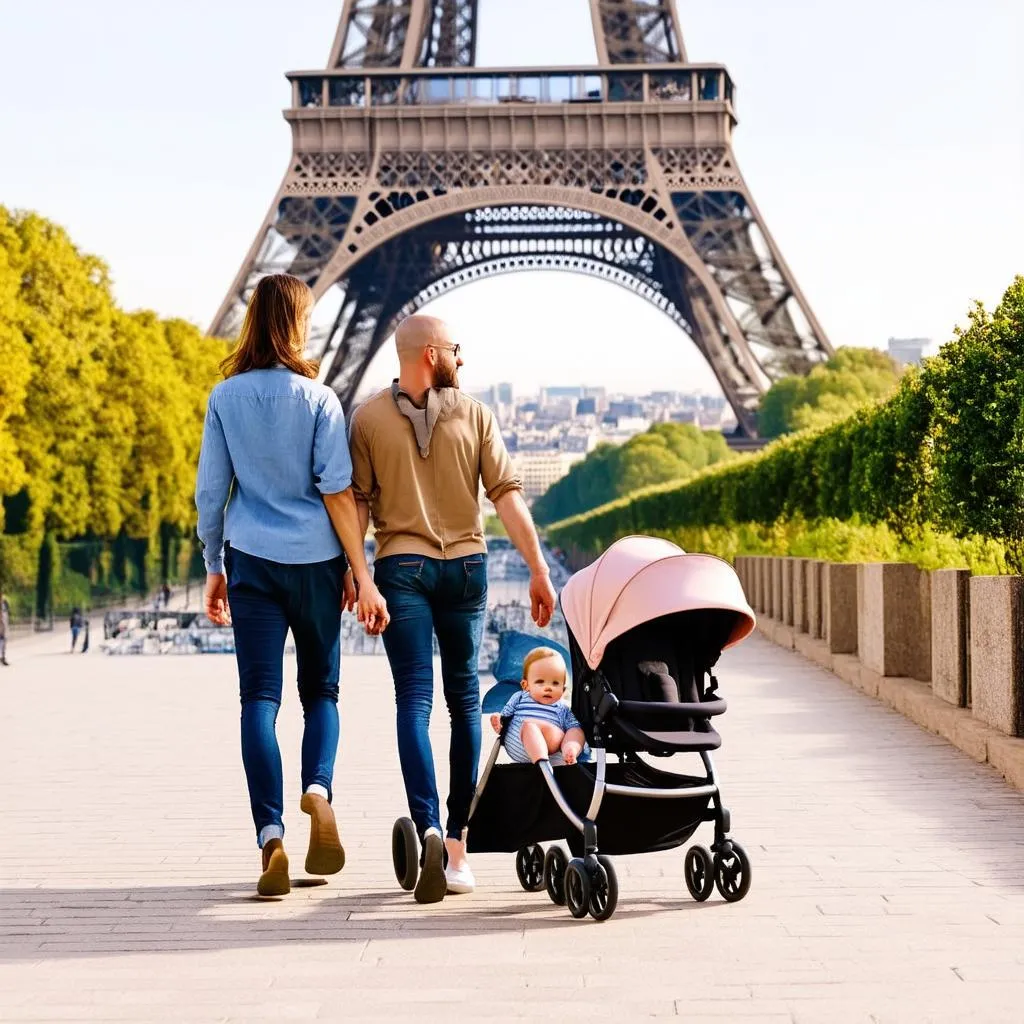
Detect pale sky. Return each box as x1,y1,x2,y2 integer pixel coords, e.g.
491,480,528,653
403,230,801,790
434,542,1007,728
1,0,1021,397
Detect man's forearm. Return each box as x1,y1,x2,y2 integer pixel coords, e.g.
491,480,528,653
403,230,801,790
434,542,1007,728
493,490,549,576
323,488,372,582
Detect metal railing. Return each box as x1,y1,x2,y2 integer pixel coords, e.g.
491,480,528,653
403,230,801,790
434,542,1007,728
288,65,734,111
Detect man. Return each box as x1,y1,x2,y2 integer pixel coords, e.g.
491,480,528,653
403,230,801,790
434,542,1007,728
349,315,557,904
0,590,9,666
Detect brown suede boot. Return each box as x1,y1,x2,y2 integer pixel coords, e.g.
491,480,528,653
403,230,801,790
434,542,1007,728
257,838,290,897
300,792,345,876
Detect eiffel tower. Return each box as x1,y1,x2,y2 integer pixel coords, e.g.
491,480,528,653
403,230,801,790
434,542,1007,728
210,0,833,437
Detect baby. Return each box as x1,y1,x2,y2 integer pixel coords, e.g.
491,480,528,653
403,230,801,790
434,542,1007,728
490,646,585,765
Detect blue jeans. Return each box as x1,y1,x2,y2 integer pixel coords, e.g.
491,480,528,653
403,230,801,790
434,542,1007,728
375,554,488,841
225,545,345,846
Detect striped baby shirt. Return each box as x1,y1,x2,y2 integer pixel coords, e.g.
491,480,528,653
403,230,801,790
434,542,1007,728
502,692,582,764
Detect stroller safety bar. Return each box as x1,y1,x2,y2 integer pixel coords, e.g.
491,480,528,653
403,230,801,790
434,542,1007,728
616,698,727,720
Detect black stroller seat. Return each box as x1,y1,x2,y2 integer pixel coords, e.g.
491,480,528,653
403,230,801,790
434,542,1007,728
581,613,730,756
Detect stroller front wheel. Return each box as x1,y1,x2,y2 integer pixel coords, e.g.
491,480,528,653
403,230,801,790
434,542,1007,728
392,817,419,891
515,844,546,892
587,855,618,922
684,845,715,902
714,841,751,902
544,846,568,905
565,859,591,919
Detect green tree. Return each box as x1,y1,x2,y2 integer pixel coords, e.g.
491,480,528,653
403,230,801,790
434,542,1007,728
0,206,227,610
533,421,735,524
759,347,904,438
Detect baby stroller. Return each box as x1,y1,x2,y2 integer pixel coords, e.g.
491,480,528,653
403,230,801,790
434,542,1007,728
462,535,755,921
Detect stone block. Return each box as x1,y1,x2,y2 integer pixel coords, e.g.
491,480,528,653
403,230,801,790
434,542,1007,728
771,558,783,621
806,560,825,639
823,563,858,655
791,558,809,633
857,563,932,681
795,634,832,671
988,734,1024,791
781,557,796,627
753,558,766,614
970,576,1024,736
931,569,970,707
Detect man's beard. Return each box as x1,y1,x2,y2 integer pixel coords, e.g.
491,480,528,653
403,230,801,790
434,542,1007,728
432,360,460,390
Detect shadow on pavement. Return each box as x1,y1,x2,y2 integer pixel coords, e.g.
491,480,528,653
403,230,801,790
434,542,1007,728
0,882,708,962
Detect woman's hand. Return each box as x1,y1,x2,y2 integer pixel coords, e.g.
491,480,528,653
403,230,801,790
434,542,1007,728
356,577,390,636
204,573,231,626
342,569,357,613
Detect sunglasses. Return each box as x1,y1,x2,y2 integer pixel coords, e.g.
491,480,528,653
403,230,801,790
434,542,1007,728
431,342,461,359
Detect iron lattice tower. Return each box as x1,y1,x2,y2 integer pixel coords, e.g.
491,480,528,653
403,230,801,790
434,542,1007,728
210,0,832,436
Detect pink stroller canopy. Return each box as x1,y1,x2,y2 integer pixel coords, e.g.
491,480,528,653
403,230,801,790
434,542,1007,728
560,535,756,671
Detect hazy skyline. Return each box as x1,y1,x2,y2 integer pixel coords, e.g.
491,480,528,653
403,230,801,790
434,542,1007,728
1,0,1021,396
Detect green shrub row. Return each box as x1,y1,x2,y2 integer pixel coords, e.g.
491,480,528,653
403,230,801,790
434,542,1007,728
547,278,1024,571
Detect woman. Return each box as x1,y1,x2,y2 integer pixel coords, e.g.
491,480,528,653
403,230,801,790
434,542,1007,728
195,274,388,897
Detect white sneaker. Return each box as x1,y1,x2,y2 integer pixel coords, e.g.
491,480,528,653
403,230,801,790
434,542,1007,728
445,862,476,895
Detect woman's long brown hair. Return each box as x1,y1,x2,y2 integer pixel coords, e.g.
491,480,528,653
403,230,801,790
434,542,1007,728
220,274,319,380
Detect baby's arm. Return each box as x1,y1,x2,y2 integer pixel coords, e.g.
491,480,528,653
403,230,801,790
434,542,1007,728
490,713,502,734
561,727,585,765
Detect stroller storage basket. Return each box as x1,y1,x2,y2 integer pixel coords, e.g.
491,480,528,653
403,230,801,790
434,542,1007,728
467,759,713,857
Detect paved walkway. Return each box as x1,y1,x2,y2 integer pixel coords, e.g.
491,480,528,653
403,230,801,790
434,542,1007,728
2,628,1024,1022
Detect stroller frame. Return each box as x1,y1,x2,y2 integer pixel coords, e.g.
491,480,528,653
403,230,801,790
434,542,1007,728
469,729,732,863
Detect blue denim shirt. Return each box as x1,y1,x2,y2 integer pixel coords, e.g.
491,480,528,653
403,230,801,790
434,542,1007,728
195,368,353,575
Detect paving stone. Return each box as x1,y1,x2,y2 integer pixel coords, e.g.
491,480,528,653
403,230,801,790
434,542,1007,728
2,625,1024,1020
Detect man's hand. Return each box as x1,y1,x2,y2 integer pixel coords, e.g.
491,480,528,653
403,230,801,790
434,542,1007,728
529,570,557,628
356,577,390,636
490,713,502,734
204,573,231,626
342,569,357,613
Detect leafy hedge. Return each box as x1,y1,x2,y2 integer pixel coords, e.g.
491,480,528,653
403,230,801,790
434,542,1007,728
547,277,1024,571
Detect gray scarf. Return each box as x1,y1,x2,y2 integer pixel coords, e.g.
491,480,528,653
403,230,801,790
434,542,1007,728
391,381,460,458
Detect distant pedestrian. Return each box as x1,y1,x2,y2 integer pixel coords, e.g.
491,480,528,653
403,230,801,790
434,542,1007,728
81,619,90,654
69,607,85,652
161,583,171,608
0,590,10,666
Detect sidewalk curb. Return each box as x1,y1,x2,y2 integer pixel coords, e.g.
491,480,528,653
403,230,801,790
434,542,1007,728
757,621,1024,795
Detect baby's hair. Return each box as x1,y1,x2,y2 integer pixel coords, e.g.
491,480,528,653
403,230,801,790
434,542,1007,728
522,646,567,683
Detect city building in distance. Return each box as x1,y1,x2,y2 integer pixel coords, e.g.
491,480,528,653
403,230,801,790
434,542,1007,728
888,337,931,368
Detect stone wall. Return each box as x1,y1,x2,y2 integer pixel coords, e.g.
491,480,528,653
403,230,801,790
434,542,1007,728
739,555,1024,794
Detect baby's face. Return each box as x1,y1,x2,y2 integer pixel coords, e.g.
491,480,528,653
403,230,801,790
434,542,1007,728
523,656,567,705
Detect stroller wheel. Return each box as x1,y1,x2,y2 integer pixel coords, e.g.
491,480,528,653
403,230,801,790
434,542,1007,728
684,845,715,902
392,818,419,891
544,846,568,906
565,859,591,919
714,841,751,903
587,855,618,922
515,844,546,892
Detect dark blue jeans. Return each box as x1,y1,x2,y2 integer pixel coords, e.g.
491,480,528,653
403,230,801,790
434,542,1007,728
225,545,345,846
374,553,488,841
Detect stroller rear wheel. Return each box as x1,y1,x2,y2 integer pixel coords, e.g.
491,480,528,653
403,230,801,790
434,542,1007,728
565,859,591,919
515,844,546,892
544,846,568,906
684,845,715,902
392,818,419,892
587,855,618,922
714,841,751,902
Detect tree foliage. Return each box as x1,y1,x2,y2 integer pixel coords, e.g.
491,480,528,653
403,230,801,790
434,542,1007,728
548,278,1024,572
758,346,905,438
0,207,227,611
532,422,735,525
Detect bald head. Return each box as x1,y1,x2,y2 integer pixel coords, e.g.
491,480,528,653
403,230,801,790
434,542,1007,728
395,315,452,363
